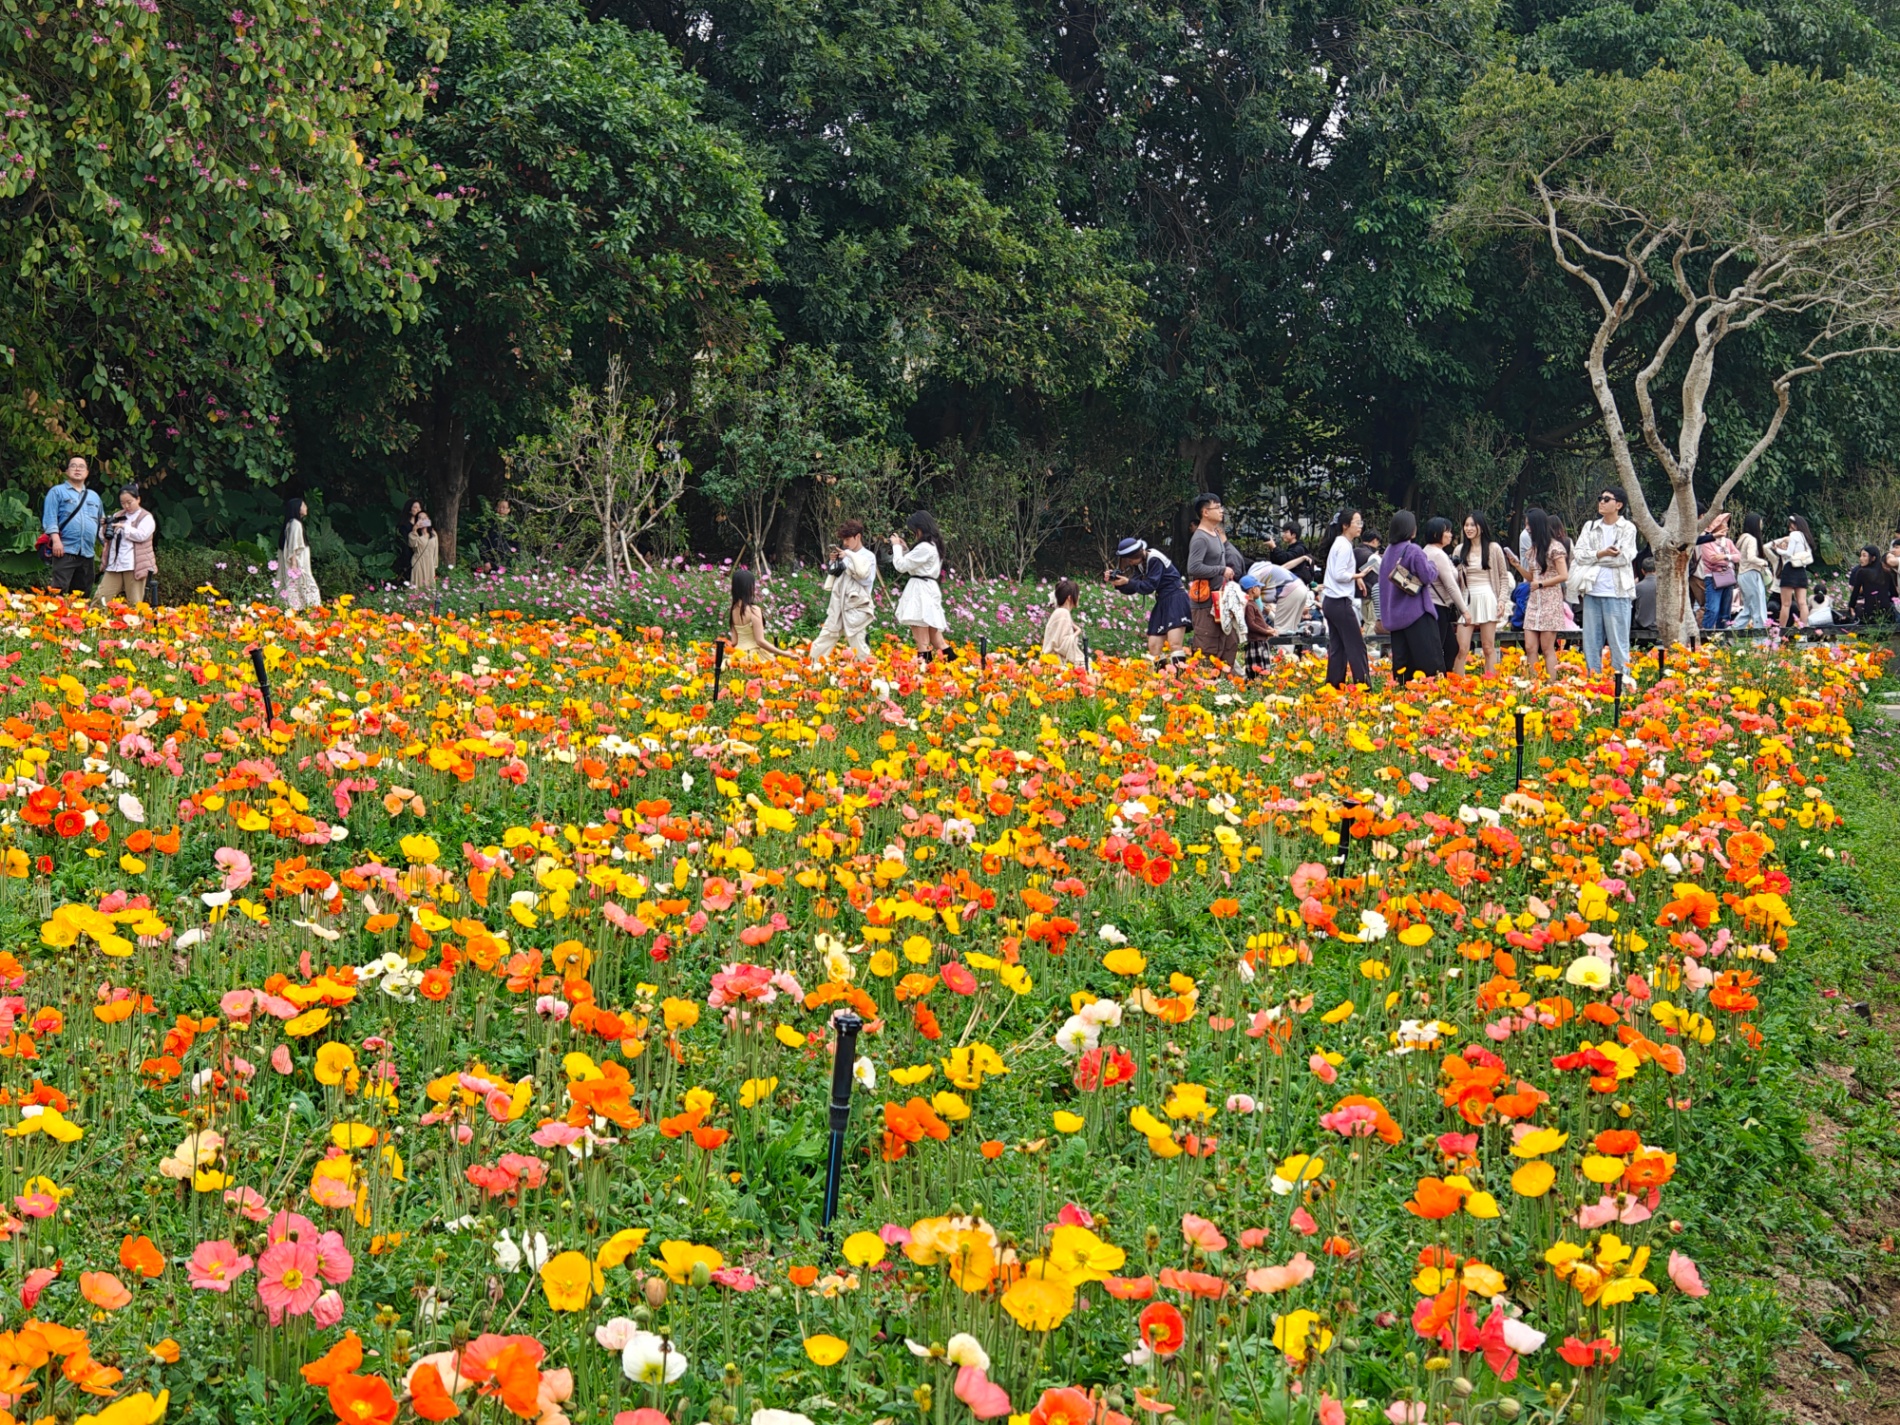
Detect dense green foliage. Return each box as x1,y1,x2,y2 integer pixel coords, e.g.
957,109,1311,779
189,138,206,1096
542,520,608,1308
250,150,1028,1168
5,0,1900,571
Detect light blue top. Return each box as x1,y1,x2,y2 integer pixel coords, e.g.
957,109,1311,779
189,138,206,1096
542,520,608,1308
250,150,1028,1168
42,483,104,558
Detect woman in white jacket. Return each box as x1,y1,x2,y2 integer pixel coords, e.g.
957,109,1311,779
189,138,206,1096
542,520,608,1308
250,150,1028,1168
1570,488,1638,675
889,510,950,664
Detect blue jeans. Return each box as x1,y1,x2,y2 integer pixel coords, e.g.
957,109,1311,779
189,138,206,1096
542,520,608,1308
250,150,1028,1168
1734,570,1768,629
1582,594,1631,675
1702,579,1734,629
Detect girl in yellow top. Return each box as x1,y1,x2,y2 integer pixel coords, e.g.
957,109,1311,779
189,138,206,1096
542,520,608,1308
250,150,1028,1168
728,567,794,659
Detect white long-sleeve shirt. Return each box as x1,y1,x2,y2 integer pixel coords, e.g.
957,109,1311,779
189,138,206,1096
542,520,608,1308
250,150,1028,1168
1322,536,1359,599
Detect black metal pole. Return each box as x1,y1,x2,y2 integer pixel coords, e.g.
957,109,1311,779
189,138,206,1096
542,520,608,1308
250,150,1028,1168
250,646,275,732
712,639,726,703
1612,670,1623,727
1656,644,1665,682
1081,636,1092,675
821,1011,864,1235
980,635,988,671
1513,708,1526,789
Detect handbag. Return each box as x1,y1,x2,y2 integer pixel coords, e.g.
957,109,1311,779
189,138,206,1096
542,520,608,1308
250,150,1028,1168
1187,579,1213,604
1562,527,1592,602
1390,564,1423,596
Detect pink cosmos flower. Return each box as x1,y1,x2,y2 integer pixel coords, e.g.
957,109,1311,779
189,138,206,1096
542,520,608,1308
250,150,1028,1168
257,1239,322,1323
188,1239,255,1292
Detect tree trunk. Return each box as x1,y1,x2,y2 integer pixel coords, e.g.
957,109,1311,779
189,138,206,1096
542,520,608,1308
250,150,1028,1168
770,479,809,568
1654,541,1697,650
423,398,473,568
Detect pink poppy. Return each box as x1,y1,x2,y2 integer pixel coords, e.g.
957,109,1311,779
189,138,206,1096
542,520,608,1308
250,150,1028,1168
309,1175,358,1210
13,1191,56,1220
224,1186,271,1222
20,1265,58,1308
530,1123,584,1149
1306,1053,1338,1085
257,1239,323,1323
270,1045,294,1075
315,1229,355,1284
266,1209,318,1246
1181,1214,1227,1252
188,1239,255,1292
1243,1253,1315,1295
220,989,256,1025
215,847,254,891
954,1366,1012,1420
1238,1228,1270,1250
1667,1251,1709,1298
312,1289,345,1328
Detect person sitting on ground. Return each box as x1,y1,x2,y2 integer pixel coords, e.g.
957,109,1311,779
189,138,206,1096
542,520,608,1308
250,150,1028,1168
1808,585,1835,627
729,566,795,659
1847,545,1897,625
1040,579,1085,668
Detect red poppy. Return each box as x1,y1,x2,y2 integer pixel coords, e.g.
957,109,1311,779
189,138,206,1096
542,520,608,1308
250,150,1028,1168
1138,1301,1186,1356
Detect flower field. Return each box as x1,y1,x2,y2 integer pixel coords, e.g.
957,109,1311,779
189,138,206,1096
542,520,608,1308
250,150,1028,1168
0,591,1891,1425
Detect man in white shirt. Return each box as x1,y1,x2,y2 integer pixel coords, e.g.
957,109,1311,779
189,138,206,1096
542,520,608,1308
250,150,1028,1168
811,520,877,660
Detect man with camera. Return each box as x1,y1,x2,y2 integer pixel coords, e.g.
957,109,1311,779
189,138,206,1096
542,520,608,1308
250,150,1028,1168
39,456,105,596
810,520,878,660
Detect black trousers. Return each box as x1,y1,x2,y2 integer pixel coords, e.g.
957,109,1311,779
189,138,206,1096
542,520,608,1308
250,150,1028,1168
1437,607,1461,671
1323,596,1369,686
47,552,95,595
1390,616,1445,684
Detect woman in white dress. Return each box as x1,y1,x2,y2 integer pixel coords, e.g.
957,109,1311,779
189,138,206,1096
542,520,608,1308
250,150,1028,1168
890,510,950,663
276,497,323,612
1455,510,1512,676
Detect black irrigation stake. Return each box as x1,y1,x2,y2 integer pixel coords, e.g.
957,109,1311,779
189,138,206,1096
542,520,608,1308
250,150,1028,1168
979,635,989,672
711,639,727,704
1656,645,1666,682
249,646,275,732
1513,708,1526,790
821,1011,864,1239
1081,636,1092,674
1612,670,1623,728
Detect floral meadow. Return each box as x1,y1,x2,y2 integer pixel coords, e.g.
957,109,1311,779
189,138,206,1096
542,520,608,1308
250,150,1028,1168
0,591,1892,1425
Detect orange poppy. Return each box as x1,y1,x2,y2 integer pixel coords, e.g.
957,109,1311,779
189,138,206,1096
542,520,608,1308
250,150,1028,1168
118,1234,165,1279
302,1332,366,1387
329,1373,400,1425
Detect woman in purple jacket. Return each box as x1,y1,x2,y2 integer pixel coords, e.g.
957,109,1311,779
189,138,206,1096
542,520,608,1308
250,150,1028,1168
1378,511,1444,684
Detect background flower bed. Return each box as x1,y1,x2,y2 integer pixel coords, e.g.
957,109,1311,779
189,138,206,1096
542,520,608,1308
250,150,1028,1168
0,594,1891,1425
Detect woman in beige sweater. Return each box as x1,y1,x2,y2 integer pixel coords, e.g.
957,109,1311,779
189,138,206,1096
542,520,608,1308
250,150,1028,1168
1454,511,1512,675
1040,579,1085,667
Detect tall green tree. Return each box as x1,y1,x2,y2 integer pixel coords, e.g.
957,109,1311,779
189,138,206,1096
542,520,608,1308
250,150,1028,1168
0,0,453,491
294,0,777,562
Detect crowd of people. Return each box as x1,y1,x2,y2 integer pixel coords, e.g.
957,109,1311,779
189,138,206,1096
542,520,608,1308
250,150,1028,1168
34,460,1900,676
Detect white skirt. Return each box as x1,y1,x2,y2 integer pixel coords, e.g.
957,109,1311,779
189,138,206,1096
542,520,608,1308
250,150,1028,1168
1463,582,1499,626
895,577,947,631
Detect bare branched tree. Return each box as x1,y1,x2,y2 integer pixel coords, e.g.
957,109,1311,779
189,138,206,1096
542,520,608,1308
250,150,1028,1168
1447,44,1900,643
507,358,686,586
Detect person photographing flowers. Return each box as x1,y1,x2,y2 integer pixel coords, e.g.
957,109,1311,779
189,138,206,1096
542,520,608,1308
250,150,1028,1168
96,485,157,606
811,521,877,660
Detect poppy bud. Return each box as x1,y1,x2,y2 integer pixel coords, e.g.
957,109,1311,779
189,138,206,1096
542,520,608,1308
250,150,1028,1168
1452,1376,1475,1397
644,1276,668,1308
688,1260,712,1288
1497,1401,1521,1420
